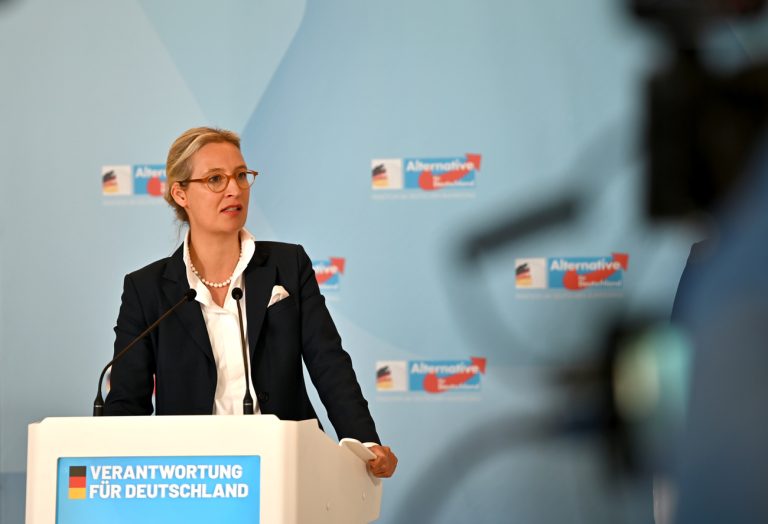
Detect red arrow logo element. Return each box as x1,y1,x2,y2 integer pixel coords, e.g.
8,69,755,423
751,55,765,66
423,357,486,393
418,154,481,191
147,176,164,196
329,257,346,274
563,253,629,291
315,258,345,285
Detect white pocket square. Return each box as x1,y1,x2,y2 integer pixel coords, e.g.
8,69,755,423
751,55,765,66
268,285,290,307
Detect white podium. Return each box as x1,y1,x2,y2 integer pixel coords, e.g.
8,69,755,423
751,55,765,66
26,415,381,524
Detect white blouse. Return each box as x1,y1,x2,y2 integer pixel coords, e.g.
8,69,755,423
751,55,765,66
182,228,258,415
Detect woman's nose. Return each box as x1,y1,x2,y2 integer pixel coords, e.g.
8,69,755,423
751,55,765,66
224,175,242,196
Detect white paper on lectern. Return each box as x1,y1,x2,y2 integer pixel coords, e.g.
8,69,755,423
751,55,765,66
339,438,377,462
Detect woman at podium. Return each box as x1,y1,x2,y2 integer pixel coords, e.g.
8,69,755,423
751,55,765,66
104,126,397,478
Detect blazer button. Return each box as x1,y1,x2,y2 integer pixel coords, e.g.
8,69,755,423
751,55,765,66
257,392,269,403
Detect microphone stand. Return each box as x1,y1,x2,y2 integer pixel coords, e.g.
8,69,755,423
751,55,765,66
93,289,197,416
232,287,254,414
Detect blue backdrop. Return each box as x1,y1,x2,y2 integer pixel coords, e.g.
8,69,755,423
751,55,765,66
2,1,765,522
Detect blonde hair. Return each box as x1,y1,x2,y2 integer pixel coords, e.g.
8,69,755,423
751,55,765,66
164,126,241,222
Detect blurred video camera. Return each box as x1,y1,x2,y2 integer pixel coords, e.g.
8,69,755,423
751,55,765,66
633,0,764,26
632,0,768,218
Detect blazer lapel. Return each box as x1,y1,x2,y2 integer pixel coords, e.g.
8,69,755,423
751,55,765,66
161,245,215,364
244,242,276,357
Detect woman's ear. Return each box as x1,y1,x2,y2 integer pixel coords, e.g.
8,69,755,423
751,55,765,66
171,182,188,208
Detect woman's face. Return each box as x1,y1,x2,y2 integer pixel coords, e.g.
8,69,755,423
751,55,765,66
171,141,250,237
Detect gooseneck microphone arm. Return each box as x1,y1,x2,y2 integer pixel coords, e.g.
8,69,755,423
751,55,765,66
231,287,254,415
93,289,197,416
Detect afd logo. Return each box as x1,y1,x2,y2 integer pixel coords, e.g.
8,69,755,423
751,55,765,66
516,253,629,291
312,258,345,291
133,164,166,196
371,154,481,192
549,253,628,291
102,164,166,197
405,155,480,191
377,357,487,394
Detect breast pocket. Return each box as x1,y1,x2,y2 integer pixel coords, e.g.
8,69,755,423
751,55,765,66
267,296,297,316
264,297,302,369
265,297,300,335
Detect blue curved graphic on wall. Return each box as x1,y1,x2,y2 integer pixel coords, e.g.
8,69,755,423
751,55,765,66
137,0,306,132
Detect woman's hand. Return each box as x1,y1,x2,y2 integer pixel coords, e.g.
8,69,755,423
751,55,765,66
367,445,398,478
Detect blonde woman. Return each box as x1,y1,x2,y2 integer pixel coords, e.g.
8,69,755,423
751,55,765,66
105,127,397,478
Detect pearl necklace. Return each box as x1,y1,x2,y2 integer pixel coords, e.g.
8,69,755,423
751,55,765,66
190,248,242,288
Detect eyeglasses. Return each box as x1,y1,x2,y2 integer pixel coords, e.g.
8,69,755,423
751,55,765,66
183,170,259,193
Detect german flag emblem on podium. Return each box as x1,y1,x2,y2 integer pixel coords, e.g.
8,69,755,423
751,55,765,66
68,466,86,499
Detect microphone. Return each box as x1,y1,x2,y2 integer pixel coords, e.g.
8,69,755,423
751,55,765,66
93,289,197,416
231,287,254,415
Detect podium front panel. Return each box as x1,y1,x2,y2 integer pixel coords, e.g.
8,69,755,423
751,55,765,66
26,416,381,524
55,455,261,523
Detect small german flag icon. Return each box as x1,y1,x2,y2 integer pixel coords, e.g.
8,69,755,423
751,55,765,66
68,466,86,499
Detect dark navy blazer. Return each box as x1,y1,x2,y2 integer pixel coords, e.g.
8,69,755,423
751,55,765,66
104,241,380,443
